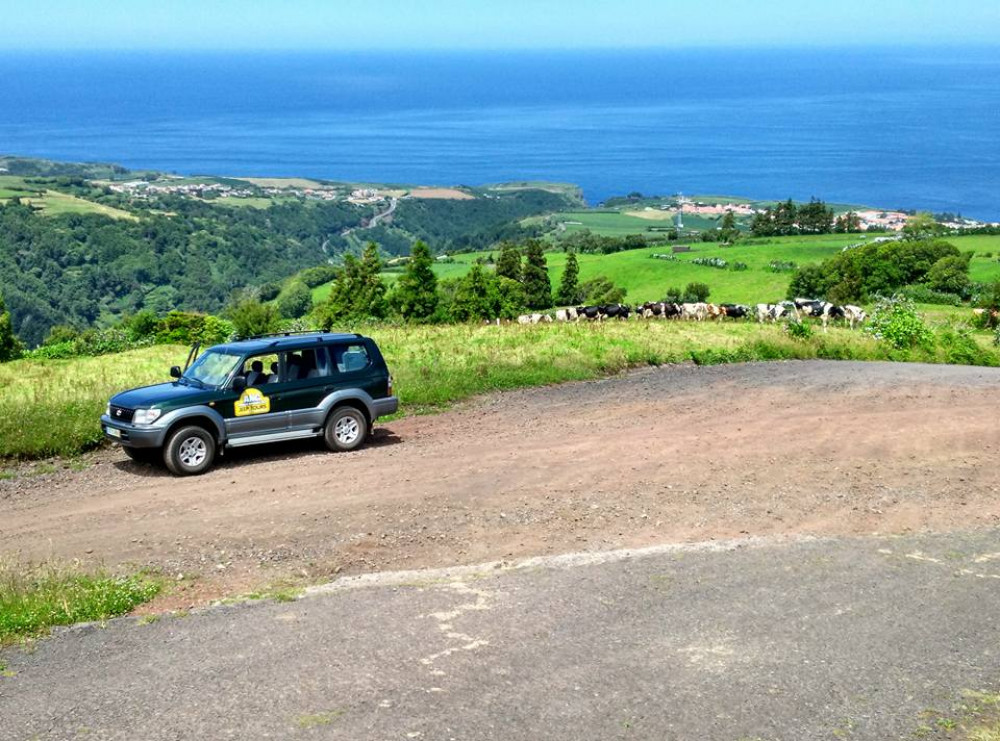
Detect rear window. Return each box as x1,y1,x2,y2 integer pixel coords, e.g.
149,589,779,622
330,344,371,373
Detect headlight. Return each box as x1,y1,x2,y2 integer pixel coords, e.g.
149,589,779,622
133,408,163,425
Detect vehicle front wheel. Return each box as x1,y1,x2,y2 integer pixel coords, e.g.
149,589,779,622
163,425,216,476
324,406,368,452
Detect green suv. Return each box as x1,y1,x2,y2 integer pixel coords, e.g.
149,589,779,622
101,332,398,475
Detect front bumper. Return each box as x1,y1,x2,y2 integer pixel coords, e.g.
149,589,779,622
371,396,399,418
100,415,168,448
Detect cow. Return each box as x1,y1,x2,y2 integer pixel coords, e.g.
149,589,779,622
681,302,709,321
720,303,749,320
578,305,602,321
756,303,785,323
706,303,725,320
638,301,665,319
601,303,630,320
842,304,866,329
663,302,682,319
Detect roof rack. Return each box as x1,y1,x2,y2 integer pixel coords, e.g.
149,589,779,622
235,330,363,342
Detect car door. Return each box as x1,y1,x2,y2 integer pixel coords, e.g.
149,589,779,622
270,347,331,432
222,353,289,441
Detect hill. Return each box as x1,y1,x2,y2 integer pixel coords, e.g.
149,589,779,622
0,157,581,346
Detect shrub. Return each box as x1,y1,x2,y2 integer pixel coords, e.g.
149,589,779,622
124,310,160,341
684,282,711,303
579,276,627,305
899,285,963,306
43,324,80,346
785,320,813,341
226,289,281,339
864,295,934,350
276,281,313,320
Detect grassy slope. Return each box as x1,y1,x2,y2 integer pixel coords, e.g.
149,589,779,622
313,234,1000,307
0,176,135,220
2,319,998,462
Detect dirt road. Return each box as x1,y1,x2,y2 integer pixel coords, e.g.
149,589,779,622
2,360,999,607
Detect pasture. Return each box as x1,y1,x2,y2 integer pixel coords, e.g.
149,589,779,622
549,209,721,236
0,176,135,219
2,316,997,463
348,233,1000,307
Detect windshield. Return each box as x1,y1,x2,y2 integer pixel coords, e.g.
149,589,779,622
182,350,242,388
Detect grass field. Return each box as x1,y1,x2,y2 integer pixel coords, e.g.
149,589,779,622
0,175,136,220
2,317,997,463
550,209,722,236
310,234,1000,307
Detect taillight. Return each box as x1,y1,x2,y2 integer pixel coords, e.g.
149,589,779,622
387,374,393,395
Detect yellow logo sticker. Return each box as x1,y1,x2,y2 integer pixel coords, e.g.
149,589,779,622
234,387,271,417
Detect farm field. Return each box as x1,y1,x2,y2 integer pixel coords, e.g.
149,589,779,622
0,176,135,219
549,209,721,236
389,233,1000,306
2,317,998,463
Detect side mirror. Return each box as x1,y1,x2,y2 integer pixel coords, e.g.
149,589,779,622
170,365,182,379
231,376,247,393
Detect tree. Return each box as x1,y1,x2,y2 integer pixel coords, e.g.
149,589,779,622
834,211,862,233
797,198,834,234
684,282,711,302
0,291,23,361
579,276,627,305
495,242,522,281
450,265,497,322
355,242,389,319
902,212,943,241
719,209,739,243
392,240,438,321
276,281,313,319
521,239,552,310
225,288,280,339
926,254,972,297
556,251,580,305
315,242,388,327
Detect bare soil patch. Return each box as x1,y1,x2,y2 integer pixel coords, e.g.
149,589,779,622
408,187,475,199
2,361,998,610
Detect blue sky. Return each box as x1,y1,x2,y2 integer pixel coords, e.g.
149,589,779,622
8,0,1000,50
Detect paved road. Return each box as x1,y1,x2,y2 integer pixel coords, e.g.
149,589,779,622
3,530,1000,740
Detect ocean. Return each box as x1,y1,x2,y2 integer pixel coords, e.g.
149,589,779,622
1,47,998,218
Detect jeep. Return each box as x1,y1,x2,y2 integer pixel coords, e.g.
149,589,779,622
100,331,398,475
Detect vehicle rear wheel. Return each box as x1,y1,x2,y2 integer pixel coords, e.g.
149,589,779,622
163,425,216,476
123,446,160,464
324,406,367,452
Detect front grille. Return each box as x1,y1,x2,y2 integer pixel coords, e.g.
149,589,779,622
109,405,135,423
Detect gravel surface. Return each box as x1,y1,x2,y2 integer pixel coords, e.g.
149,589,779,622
2,360,999,609
3,529,1000,740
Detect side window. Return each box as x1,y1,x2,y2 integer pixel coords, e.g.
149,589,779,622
282,347,333,382
330,343,371,374
240,353,279,386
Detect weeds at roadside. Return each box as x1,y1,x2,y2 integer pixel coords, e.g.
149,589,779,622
0,556,161,644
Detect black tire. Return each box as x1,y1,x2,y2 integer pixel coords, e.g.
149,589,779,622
323,406,368,452
163,425,216,476
122,446,160,464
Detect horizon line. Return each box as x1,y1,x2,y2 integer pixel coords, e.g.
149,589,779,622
4,40,1000,54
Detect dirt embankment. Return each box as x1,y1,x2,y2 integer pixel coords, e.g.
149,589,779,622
2,361,998,609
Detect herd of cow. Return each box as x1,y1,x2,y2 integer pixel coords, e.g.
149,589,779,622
517,298,868,331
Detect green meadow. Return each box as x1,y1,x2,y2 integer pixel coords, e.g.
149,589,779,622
2,317,998,463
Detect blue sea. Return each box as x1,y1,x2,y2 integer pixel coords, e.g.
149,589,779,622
1,47,998,218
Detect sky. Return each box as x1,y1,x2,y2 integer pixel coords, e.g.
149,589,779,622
7,0,1000,51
